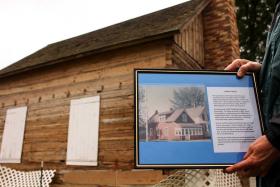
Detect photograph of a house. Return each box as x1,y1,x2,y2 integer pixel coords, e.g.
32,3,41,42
139,85,211,142
148,106,210,141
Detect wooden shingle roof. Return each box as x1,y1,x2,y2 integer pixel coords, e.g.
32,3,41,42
0,0,210,78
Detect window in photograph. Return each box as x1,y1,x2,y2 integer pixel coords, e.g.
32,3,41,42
175,128,182,136
182,113,188,122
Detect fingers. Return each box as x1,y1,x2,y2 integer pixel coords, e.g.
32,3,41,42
237,63,250,77
237,169,253,178
243,146,253,160
237,61,262,77
224,148,253,174
224,135,277,177
225,59,261,77
238,168,258,177
224,157,268,177
224,159,252,174
237,164,269,177
225,59,247,71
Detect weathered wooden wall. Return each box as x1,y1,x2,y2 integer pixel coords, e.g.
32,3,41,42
0,15,214,187
0,40,173,186
174,14,204,67
0,1,243,186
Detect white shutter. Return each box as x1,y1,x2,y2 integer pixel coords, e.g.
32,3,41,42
66,96,100,166
0,106,27,163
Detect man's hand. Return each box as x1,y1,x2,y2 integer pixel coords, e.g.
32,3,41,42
224,135,280,177
225,59,261,77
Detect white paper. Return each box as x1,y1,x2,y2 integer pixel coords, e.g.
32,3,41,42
207,87,262,153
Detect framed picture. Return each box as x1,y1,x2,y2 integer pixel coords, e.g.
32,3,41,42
134,69,263,168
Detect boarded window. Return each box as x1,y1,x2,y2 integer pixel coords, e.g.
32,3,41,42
0,106,28,163
66,96,100,166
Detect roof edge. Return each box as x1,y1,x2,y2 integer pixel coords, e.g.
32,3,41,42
0,31,177,79
178,0,211,30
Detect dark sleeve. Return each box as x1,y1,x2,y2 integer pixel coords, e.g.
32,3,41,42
265,35,280,150
263,11,280,150
266,113,280,151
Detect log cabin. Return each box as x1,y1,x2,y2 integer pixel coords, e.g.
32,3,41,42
0,0,239,186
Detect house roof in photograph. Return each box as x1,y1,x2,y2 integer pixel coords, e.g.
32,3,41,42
185,106,205,123
0,0,210,78
166,106,205,123
166,108,185,122
149,106,206,124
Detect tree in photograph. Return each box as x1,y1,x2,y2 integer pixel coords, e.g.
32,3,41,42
138,86,147,140
170,87,205,109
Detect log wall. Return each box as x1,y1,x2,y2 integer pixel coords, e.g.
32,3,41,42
0,23,243,187
0,40,172,186
0,1,242,186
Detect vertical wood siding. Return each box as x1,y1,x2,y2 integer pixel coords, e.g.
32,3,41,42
174,14,204,66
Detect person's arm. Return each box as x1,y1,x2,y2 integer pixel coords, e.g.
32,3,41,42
266,114,280,152
264,49,280,152
224,59,280,177
224,114,280,177
224,135,280,177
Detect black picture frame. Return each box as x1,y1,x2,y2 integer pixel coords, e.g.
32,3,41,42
134,69,263,168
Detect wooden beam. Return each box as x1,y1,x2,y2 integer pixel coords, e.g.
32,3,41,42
171,43,202,70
